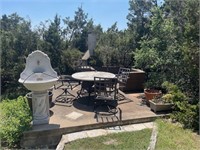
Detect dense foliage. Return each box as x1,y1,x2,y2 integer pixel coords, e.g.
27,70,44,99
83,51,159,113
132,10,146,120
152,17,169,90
162,82,199,130
134,0,199,130
0,96,32,147
134,0,199,101
1,0,199,131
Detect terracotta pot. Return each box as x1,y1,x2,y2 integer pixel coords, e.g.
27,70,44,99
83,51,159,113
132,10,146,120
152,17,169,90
144,89,162,105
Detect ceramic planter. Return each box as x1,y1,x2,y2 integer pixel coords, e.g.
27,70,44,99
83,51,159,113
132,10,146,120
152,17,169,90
144,89,162,100
144,89,162,105
149,100,173,112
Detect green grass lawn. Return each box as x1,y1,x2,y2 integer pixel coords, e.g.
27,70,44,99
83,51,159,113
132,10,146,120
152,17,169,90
64,128,152,150
64,120,200,150
156,119,200,150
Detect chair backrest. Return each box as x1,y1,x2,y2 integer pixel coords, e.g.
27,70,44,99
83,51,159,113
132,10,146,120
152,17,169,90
117,67,131,84
94,77,118,100
53,67,75,81
53,67,79,89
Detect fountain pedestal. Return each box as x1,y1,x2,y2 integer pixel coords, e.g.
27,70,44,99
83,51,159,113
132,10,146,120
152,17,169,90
32,91,50,125
19,50,58,125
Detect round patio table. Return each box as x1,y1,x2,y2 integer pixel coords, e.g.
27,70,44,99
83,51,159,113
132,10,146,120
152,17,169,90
72,71,116,81
72,71,116,97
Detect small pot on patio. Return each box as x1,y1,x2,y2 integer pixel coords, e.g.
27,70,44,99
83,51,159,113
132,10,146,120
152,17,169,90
149,94,174,112
26,92,33,111
48,87,54,107
144,89,162,105
48,91,53,107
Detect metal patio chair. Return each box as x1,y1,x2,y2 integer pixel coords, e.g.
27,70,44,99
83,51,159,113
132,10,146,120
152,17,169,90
93,77,118,115
116,67,131,100
54,68,80,105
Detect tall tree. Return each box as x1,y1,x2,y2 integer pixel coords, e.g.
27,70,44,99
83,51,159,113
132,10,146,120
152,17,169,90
1,13,38,98
127,0,156,49
43,14,64,69
134,0,199,100
63,6,88,51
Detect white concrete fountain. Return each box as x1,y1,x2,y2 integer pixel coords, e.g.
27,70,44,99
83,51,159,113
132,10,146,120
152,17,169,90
19,50,58,125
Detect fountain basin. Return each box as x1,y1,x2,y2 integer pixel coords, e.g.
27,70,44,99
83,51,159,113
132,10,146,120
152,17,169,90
19,73,58,91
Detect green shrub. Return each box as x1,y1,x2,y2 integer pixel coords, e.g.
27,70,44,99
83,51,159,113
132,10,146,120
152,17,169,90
0,96,32,148
162,81,179,93
171,101,199,130
161,81,199,131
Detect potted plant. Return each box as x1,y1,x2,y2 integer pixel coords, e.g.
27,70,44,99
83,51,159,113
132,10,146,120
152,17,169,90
144,89,162,100
144,80,162,105
149,93,174,112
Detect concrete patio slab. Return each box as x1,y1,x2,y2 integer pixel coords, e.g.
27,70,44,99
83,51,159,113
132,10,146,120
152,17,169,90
20,85,169,148
65,111,84,120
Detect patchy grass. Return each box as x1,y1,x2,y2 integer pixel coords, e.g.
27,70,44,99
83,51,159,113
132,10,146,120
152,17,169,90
64,128,152,150
156,119,200,150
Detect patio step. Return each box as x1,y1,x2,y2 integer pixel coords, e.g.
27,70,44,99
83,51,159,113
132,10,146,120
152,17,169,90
20,115,168,148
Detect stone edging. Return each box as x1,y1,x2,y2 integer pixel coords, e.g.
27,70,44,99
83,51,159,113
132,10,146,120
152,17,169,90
147,122,158,150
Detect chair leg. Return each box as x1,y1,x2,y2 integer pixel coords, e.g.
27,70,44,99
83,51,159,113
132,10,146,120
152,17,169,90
94,100,118,115
56,96,73,105
76,81,93,98
56,88,75,105
76,87,87,98
58,88,75,97
107,105,118,114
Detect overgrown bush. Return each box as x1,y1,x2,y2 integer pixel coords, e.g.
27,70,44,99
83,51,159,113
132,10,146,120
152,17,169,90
162,81,199,131
0,96,32,148
171,101,199,130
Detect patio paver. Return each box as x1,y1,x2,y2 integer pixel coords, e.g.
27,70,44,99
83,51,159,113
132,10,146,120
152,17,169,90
67,131,88,141
65,111,84,120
